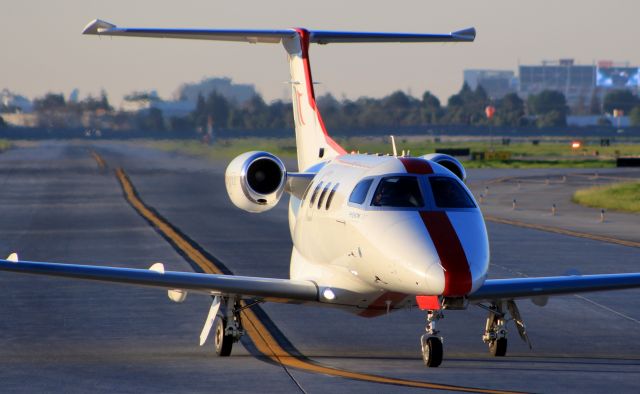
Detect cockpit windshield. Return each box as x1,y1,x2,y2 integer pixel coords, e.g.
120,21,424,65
371,176,424,208
429,176,476,208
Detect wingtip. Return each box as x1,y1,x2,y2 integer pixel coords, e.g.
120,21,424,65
451,27,476,41
82,19,116,35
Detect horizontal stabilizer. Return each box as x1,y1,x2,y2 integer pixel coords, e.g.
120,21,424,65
82,19,475,44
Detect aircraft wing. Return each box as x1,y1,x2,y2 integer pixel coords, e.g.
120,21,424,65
82,19,475,44
0,259,318,303
468,273,640,302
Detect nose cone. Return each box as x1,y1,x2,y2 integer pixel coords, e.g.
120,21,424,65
364,210,489,296
370,213,446,295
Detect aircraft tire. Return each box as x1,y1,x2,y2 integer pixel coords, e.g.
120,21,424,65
214,317,233,357
489,337,507,357
422,337,443,367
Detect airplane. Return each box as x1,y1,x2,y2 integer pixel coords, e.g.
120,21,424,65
0,19,639,368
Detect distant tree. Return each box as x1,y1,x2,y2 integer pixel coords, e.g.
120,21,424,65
421,91,441,124
527,90,568,127
602,89,638,114
630,106,640,126
33,93,66,111
137,108,165,131
99,89,112,111
443,83,489,125
204,91,230,128
494,93,525,127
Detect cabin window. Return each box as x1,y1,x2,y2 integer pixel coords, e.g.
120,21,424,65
325,183,340,210
349,179,373,204
309,181,323,207
371,176,424,208
317,182,331,209
429,176,476,208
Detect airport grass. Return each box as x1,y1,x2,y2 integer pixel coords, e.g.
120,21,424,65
572,182,640,213
0,140,11,152
149,137,638,168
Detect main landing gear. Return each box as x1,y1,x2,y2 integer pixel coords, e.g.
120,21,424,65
481,300,531,357
202,296,245,357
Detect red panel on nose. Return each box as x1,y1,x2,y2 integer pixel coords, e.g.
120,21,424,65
419,211,472,296
416,295,441,310
398,157,433,174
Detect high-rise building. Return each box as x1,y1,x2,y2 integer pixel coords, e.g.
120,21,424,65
518,59,595,109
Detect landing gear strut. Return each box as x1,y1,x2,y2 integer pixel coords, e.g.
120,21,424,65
214,297,245,357
420,310,444,367
482,303,508,357
481,300,531,357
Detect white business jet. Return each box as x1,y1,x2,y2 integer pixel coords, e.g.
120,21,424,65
0,20,638,367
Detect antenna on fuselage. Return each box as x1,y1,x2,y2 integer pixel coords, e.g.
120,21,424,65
390,135,398,157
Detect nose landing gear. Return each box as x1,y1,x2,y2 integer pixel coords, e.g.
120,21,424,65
420,309,444,367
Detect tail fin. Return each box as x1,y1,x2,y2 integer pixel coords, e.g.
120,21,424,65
283,29,346,171
83,20,475,170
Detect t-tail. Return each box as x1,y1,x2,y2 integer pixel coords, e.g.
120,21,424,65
83,20,475,171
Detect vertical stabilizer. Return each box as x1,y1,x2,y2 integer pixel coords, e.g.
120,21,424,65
283,30,346,171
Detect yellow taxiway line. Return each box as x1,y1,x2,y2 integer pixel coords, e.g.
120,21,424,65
484,215,640,249
91,150,107,170
113,167,523,394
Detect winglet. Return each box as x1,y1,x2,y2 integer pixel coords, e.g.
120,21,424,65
451,27,476,42
82,19,116,35
6,253,18,263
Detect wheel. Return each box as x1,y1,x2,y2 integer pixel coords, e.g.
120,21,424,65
489,337,507,357
214,317,234,357
422,336,443,367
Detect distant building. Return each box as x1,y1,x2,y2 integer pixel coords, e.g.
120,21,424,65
463,70,517,99
519,59,595,108
518,59,640,110
175,77,257,104
121,90,194,118
0,89,33,113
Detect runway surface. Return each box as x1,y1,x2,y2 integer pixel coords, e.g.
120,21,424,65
0,141,638,393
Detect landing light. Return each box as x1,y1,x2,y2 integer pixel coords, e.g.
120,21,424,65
322,288,336,300
571,141,581,149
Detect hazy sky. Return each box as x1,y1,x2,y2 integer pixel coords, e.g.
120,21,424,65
2,1,639,105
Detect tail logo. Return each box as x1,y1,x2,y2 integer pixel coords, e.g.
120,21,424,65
294,88,306,125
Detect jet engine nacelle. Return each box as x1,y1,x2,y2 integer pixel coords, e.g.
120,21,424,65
421,153,467,182
225,151,287,213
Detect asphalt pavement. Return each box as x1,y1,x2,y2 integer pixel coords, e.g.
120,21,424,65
0,141,638,393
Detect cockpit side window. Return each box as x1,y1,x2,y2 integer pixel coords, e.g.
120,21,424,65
429,176,476,208
371,176,424,208
348,178,373,204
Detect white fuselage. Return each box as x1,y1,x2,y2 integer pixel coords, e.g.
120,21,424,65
288,154,490,317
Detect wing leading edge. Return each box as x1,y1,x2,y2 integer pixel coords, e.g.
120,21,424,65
0,259,318,303
469,273,640,302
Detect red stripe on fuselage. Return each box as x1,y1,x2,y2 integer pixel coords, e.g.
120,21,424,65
359,291,408,318
419,211,472,296
293,28,346,155
398,157,433,174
